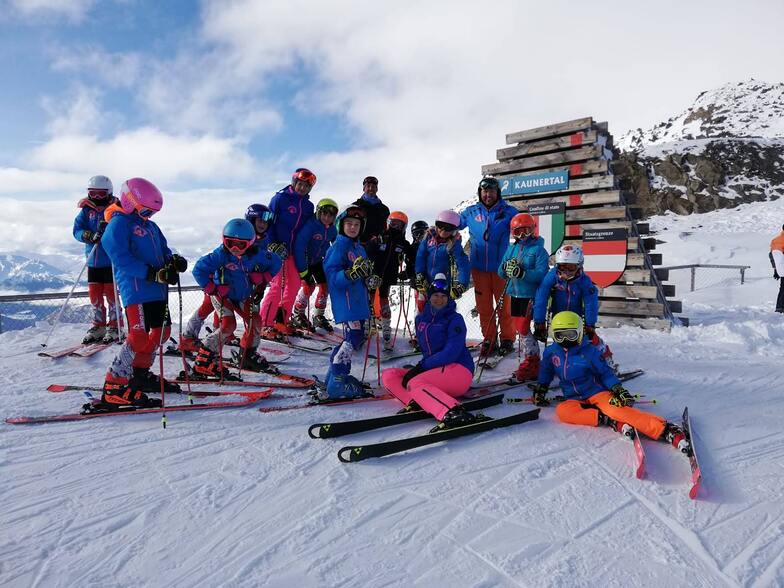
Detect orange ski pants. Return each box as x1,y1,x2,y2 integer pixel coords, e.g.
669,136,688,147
555,391,667,440
472,269,515,342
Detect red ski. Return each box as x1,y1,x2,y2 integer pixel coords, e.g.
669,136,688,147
46,383,277,397
69,342,114,357
632,427,646,479
6,390,272,425
683,406,702,499
38,344,88,358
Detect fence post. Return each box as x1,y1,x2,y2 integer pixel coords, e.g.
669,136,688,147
740,268,746,284
690,267,696,292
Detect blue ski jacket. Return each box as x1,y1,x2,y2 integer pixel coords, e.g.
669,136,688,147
323,234,370,323
268,185,314,253
192,244,282,305
293,217,337,272
538,339,620,400
497,236,550,299
72,199,117,268
533,268,599,326
459,199,518,272
101,208,173,305
415,299,474,374
414,228,470,286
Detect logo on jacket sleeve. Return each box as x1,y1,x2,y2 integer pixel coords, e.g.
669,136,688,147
133,225,147,237
551,355,561,367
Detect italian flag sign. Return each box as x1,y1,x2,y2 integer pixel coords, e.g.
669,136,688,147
528,202,565,255
583,228,628,287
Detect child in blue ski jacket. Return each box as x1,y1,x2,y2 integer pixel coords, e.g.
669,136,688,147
320,205,376,400
72,175,121,344
497,213,550,381
530,311,690,453
190,219,282,378
290,197,338,333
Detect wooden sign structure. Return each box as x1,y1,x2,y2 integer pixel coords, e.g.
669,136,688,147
482,116,683,330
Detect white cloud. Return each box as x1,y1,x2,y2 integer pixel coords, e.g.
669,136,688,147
41,85,104,135
50,46,142,88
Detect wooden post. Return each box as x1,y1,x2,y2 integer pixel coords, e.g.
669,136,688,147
690,267,696,292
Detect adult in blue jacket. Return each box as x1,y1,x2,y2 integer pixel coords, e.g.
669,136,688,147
190,219,282,377
260,168,317,333
459,177,519,356
497,213,550,381
320,206,375,400
99,178,187,408
382,274,482,431
529,312,690,452
72,175,121,344
290,197,338,332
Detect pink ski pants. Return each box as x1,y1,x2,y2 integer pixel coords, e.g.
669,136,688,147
382,364,473,421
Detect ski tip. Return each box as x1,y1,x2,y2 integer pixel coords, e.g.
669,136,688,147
47,384,67,392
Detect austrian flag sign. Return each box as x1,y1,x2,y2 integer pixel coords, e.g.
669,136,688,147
582,228,628,287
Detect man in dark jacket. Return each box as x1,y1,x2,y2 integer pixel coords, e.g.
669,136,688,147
352,176,390,245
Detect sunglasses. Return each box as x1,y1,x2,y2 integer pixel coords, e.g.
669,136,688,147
552,328,580,343
435,221,457,233
225,237,253,251
293,170,317,186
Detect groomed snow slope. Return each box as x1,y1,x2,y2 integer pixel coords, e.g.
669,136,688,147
2,199,784,587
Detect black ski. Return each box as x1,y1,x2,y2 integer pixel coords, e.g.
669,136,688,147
308,393,505,438
337,408,540,462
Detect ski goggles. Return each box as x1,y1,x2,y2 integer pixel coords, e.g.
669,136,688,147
87,189,110,199
224,237,253,253
388,219,406,231
428,278,450,297
363,176,379,185
254,210,276,223
552,328,580,343
318,206,338,217
435,221,457,233
479,178,500,190
556,263,579,278
513,226,535,237
292,169,317,186
138,207,156,218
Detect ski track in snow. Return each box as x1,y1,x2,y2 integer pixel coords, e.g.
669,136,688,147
4,201,784,586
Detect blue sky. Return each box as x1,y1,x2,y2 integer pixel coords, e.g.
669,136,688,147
1,0,783,260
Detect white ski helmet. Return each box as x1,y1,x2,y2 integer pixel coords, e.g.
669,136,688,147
555,245,584,266
87,175,113,195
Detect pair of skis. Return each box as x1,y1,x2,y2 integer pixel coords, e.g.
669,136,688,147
38,342,114,358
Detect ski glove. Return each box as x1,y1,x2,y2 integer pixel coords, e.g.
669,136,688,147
451,283,466,299
609,384,635,407
502,258,523,279
533,323,548,342
82,230,97,243
415,273,429,293
401,363,425,388
170,254,188,273
528,383,550,407
584,325,596,340
249,271,271,286
267,242,288,260
365,274,382,290
204,281,230,299
346,256,373,281
147,265,178,285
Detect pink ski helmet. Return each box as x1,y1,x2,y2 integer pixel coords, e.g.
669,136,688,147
119,178,163,218
435,210,460,233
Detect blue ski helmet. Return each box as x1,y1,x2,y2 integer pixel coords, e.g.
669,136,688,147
222,218,255,255
245,203,275,224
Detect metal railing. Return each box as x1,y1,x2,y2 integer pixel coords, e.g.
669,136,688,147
659,264,750,292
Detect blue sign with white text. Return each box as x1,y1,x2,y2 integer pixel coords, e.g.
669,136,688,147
500,170,570,196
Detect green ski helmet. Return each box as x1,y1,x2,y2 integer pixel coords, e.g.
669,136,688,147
549,311,584,347
315,197,338,218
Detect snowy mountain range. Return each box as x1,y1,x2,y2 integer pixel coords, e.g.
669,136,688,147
615,79,784,216
0,253,78,293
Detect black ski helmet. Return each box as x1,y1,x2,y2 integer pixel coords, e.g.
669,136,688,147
336,205,366,238
477,176,501,199
411,220,429,240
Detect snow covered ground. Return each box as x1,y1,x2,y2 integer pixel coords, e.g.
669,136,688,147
2,199,784,587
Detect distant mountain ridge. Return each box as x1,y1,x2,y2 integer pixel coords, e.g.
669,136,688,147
0,253,76,293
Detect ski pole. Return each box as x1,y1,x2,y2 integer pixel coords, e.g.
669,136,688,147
110,262,125,343
176,276,193,403
157,301,172,429
216,297,226,386
237,299,252,381
40,247,95,349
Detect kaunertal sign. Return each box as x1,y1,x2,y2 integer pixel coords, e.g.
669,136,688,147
500,170,569,197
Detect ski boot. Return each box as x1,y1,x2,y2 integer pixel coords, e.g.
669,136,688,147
382,335,395,352
98,373,162,409
480,338,497,357
498,339,515,357
409,337,421,351
430,406,490,433
288,311,314,332
312,313,333,333
193,346,233,380
260,326,284,341
514,355,540,382
321,362,370,401
131,367,181,393
238,347,279,375
82,325,106,344
396,400,422,414
598,413,633,438
662,423,691,454
102,326,119,344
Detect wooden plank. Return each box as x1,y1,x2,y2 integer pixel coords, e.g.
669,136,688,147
497,159,609,181
564,220,633,237
509,190,621,210
625,253,646,267
599,300,665,315
497,130,601,161
482,145,603,175
563,236,639,251
598,284,658,298
505,175,616,199
565,206,627,223
596,315,672,331
506,117,593,145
